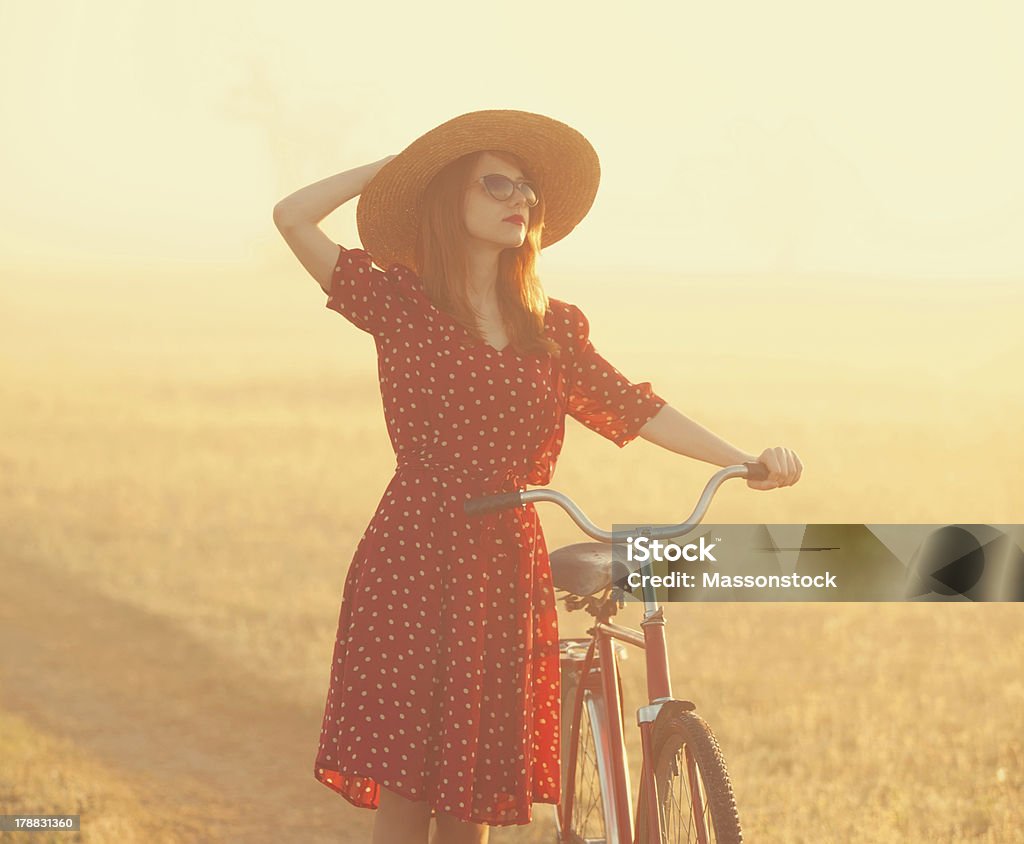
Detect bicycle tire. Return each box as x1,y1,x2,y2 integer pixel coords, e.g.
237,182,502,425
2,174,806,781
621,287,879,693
554,658,610,843
635,709,742,844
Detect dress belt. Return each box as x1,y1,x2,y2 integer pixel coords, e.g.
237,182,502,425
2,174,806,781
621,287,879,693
395,459,527,494
394,458,530,550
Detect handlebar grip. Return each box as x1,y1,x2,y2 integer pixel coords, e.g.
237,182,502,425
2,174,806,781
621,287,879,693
743,461,770,481
464,491,524,516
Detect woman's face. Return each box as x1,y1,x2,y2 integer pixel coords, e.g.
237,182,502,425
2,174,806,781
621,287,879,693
462,151,532,253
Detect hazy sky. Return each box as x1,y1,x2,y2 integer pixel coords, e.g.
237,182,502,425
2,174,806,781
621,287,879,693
1,0,1022,282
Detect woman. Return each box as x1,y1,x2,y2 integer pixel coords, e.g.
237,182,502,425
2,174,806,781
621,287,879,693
273,110,802,844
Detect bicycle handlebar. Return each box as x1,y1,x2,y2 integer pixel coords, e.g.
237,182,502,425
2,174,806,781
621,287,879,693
464,461,770,543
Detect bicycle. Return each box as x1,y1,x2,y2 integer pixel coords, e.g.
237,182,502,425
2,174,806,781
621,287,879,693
465,460,769,843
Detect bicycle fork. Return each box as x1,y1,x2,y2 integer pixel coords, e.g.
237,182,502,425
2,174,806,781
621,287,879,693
633,604,688,844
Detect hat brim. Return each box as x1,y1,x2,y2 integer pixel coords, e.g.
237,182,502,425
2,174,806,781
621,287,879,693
356,109,600,272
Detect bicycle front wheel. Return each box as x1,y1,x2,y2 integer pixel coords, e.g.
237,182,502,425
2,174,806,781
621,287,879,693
636,710,742,844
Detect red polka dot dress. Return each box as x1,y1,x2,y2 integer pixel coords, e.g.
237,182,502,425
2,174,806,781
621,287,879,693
314,244,667,827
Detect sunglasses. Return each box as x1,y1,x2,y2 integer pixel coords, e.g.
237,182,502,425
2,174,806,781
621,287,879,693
470,174,540,207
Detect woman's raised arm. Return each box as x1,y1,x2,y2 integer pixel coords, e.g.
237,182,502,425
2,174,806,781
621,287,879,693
272,156,395,292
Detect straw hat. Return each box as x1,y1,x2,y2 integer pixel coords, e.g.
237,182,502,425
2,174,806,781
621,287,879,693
356,109,601,272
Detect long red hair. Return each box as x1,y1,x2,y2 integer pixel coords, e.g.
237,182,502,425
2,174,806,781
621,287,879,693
413,150,562,358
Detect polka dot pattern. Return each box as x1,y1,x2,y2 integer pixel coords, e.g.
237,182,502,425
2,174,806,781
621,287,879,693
315,244,667,827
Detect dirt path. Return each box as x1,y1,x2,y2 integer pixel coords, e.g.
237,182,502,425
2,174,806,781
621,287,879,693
0,556,372,843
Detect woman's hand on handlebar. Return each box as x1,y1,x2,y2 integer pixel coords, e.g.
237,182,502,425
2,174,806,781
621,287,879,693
746,446,802,491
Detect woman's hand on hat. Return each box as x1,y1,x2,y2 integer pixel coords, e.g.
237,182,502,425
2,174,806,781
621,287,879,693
746,446,803,491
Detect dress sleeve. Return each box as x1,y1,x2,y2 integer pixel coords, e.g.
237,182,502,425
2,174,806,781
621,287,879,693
565,303,668,448
324,244,407,336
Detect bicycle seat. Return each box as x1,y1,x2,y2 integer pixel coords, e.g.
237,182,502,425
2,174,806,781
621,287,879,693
549,542,632,596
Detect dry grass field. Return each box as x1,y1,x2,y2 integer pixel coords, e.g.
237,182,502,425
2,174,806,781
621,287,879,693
2,267,1022,842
